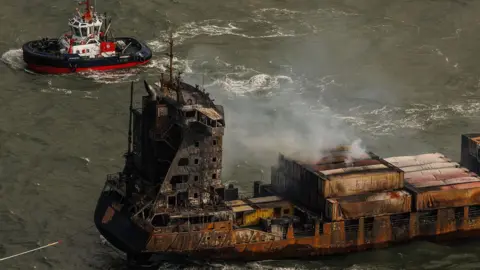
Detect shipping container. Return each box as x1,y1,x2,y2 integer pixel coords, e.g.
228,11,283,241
325,190,412,221
406,176,480,188
404,168,469,179
314,159,381,171
322,170,404,198
406,171,475,184
384,156,451,168
406,180,480,211
384,153,445,163
273,152,404,202
399,162,459,173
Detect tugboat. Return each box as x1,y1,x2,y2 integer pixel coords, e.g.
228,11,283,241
94,34,480,267
22,0,152,74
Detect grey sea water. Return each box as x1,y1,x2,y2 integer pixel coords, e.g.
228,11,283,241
2,0,480,269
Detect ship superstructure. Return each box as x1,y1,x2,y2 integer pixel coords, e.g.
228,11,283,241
94,36,480,266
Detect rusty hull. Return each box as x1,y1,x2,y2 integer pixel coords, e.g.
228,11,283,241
143,206,480,261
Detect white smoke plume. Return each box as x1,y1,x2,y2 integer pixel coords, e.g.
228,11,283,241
216,88,369,171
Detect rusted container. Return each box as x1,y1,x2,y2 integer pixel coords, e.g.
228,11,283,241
325,190,412,221
321,170,404,198
399,162,459,173
407,180,480,211
404,168,469,179
406,171,475,183
384,156,451,168
407,177,480,188
384,153,445,163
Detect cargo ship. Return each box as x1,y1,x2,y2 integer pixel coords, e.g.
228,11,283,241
93,35,480,266
22,0,152,74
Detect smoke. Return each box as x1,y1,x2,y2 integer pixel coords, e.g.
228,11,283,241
215,86,368,173
182,36,370,181
344,138,369,165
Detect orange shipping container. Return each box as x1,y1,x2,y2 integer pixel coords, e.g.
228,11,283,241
406,180,480,211
321,170,404,198
325,190,412,221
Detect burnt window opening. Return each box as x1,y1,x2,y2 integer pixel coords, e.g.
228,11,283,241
469,205,480,219
151,214,170,227
274,207,281,217
178,158,189,166
170,175,188,191
213,139,217,146
419,210,438,235
454,207,464,227
194,141,200,147
185,111,196,118
212,157,217,162
364,217,374,243
283,209,290,215
193,193,198,198
345,219,359,244
194,159,199,165
212,173,217,179
194,175,199,181
168,196,176,206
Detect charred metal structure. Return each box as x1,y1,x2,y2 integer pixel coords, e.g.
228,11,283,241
94,36,480,265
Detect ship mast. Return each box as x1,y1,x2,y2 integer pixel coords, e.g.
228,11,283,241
124,81,135,200
127,81,134,154
166,32,174,83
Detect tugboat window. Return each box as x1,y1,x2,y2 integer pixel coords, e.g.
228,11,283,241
81,27,87,37
73,27,81,36
94,26,100,33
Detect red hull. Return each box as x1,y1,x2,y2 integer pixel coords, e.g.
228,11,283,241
26,60,150,74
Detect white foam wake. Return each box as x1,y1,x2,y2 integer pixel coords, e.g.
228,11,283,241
1,49,25,70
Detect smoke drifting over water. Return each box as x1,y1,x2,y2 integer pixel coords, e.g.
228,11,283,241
214,84,369,173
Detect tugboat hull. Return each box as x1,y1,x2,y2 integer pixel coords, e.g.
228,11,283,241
22,37,152,74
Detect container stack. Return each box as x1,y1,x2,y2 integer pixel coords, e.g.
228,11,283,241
271,146,413,221
384,153,480,211
314,148,411,221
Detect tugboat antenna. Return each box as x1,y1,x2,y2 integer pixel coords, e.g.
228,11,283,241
127,81,134,154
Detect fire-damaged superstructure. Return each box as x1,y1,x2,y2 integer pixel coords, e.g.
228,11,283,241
94,36,480,266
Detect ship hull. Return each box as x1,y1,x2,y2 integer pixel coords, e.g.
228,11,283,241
134,229,480,265
93,191,150,255
22,37,152,74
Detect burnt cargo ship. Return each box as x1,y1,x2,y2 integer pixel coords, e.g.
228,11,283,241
93,36,480,265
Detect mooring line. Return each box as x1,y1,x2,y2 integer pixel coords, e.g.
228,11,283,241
0,241,61,262
0,224,95,262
